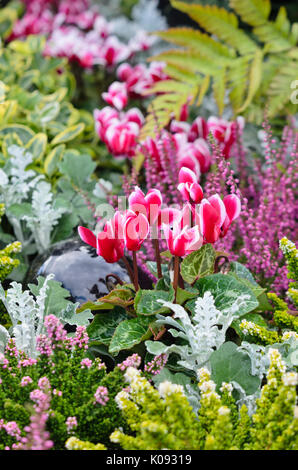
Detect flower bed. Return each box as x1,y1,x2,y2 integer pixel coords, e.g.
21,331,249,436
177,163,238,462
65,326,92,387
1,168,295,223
0,0,297,452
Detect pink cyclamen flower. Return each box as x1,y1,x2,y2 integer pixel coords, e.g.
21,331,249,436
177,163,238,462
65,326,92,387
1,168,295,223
198,194,241,243
128,186,162,225
102,81,128,111
220,194,241,237
78,211,125,263
188,117,208,141
105,120,140,158
94,106,119,141
123,210,150,251
180,139,211,174
163,222,203,257
178,167,203,204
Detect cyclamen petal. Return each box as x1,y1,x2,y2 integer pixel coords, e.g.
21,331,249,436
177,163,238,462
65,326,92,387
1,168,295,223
223,194,241,222
178,167,197,185
123,211,149,251
208,194,227,227
78,226,97,249
199,199,221,244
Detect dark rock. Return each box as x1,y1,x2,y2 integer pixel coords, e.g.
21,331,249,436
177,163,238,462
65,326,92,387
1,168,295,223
25,238,153,305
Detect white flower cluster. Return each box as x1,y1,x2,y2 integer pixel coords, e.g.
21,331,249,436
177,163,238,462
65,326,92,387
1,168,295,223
158,381,184,398
282,331,298,341
218,406,230,416
115,390,130,410
220,382,233,396
282,372,298,387
279,237,296,255
268,348,286,374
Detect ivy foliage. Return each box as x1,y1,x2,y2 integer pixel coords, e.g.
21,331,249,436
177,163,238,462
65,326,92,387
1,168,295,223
140,0,298,138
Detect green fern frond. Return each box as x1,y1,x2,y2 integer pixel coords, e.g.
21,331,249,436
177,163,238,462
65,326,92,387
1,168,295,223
156,28,235,63
170,1,257,55
229,0,271,27
227,56,251,112
150,49,222,76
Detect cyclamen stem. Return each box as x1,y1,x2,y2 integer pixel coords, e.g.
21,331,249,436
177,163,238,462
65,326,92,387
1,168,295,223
173,256,180,302
132,251,139,291
122,256,134,286
153,238,162,279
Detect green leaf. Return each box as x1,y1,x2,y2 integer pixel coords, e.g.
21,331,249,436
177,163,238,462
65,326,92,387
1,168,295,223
58,152,96,187
180,244,216,284
97,287,135,308
175,287,197,305
51,123,85,145
210,341,261,394
8,203,33,219
28,276,73,318
87,307,128,346
229,261,258,285
25,133,47,161
109,316,153,354
134,288,175,316
187,273,259,317
44,144,65,177
0,124,35,145
76,300,114,314
38,101,60,124
60,303,93,327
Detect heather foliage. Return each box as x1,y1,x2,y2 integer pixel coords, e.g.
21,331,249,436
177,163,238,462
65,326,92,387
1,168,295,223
0,314,130,450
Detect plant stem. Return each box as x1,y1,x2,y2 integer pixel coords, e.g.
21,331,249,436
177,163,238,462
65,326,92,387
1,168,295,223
132,251,139,291
153,238,162,279
173,255,179,302
122,255,134,285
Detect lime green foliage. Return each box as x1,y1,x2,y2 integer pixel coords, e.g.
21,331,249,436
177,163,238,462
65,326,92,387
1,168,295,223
109,349,298,450
0,204,21,282
0,203,21,328
65,436,106,450
141,0,298,137
279,237,298,308
0,35,95,177
239,238,298,346
0,1,22,39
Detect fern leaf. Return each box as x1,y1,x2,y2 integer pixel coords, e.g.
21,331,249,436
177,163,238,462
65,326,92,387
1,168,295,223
267,60,298,117
253,7,297,52
150,49,221,76
156,28,235,63
238,48,263,112
227,56,250,113
170,1,257,55
197,75,210,106
212,69,226,116
229,0,271,27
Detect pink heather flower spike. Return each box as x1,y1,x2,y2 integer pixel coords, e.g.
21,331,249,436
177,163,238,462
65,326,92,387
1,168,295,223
178,167,204,205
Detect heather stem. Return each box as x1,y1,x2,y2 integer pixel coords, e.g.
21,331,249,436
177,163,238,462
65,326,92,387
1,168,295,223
132,251,139,291
173,255,180,302
154,238,162,279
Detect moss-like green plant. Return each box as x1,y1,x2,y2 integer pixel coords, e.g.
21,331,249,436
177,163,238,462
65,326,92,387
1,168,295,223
140,0,298,138
107,349,298,450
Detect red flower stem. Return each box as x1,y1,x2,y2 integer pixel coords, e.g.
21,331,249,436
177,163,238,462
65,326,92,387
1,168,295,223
153,238,162,279
122,256,134,285
132,251,139,291
173,255,180,302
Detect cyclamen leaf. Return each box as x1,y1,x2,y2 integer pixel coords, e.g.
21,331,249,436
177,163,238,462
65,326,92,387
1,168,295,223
87,308,129,347
109,316,153,354
134,288,175,316
180,244,216,284
189,274,259,317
